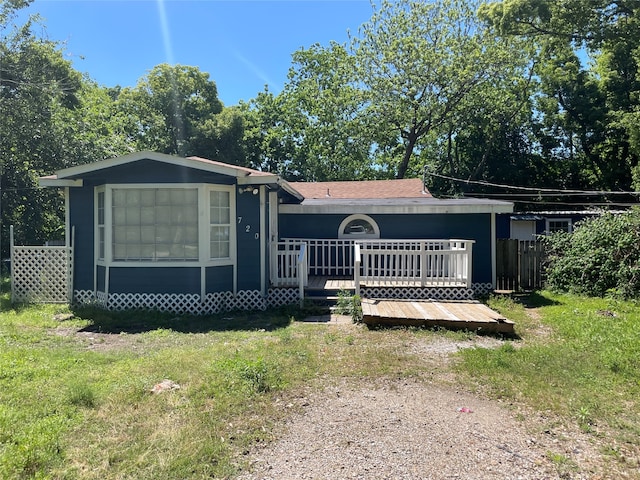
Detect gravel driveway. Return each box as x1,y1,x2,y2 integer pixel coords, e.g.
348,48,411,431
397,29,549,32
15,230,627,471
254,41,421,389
237,335,602,480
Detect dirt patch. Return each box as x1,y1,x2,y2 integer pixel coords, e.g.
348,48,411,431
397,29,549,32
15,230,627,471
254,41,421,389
52,327,141,351
237,376,603,479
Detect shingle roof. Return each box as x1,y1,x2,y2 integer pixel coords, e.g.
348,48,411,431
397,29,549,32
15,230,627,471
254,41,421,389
288,178,431,199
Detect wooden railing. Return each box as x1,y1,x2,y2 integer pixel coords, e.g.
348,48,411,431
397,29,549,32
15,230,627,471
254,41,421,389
271,241,308,306
281,238,355,276
354,240,474,296
277,238,474,296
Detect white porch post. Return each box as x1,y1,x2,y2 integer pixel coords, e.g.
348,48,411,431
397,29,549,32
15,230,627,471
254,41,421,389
466,241,473,288
9,225,14,303
268,191,279,285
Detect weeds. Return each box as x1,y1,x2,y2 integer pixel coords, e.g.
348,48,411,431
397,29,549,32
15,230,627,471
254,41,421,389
335,290,363,323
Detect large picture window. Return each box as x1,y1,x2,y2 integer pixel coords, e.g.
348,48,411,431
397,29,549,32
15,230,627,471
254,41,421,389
96,184,235,265
112,188,199,261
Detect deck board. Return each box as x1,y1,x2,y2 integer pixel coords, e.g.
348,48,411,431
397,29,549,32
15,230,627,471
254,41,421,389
361,298,514,334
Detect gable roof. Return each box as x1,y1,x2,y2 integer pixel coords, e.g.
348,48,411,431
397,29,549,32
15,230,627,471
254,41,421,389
288,178,431,199
44,151,273,181
39,151,304,200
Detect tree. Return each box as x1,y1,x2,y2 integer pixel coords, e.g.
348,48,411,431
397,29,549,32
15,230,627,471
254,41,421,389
354,0,529,179
480,0,640,192
0,2,85,254
116,64,247,162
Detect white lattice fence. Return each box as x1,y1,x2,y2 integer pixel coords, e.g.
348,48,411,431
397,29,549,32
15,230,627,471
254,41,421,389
73,288,301,315
11,247,73,303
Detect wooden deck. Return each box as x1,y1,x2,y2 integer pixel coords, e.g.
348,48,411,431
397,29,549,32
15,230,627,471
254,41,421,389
307,276,355,290
361,298,515,334
307,276,467,290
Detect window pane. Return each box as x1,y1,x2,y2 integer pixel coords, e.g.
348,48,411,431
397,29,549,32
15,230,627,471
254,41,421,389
112,190,127,206
210,225,230,259
344,219,374,235
97,192,105,224
98,227,105,260
140,189,155,206
141,207,155,225
113,207,126,225
141,226,155,243
114,227,126,243
127,189,141,206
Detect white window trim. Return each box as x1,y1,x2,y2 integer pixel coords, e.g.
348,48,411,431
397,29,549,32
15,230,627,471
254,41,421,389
545,218,572,235
95,186,105,261
95,183,236,268
338,214,380,239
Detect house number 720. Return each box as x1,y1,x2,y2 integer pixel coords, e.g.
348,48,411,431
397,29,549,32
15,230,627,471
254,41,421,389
239,218,259,239
245,224,259,239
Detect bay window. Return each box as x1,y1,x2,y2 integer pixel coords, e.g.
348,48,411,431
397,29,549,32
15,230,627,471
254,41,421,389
96,184,235,265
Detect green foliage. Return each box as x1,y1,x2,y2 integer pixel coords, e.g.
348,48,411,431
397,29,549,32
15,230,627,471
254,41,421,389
115,63,248,163
459,291,640,440
480,0,640,196
220,356,280,394
355,0,531,179
335,290,363,323
544,210,640,298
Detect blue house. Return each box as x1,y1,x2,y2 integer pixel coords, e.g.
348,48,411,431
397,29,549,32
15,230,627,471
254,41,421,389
32,152,513,313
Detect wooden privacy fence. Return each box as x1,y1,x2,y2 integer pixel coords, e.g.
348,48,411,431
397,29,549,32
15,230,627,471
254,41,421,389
496,239,545,291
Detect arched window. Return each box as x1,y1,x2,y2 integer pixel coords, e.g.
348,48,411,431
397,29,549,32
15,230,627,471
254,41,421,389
338,214,380,239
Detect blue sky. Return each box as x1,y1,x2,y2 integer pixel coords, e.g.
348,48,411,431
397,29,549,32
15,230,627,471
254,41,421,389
19,0,374,106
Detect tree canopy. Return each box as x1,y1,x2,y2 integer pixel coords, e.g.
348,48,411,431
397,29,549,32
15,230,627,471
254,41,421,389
2,0,640,256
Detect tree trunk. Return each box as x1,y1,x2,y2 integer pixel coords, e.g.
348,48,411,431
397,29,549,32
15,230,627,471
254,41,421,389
397,133,417,179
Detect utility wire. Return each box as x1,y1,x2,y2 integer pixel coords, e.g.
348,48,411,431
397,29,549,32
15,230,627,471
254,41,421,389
426,171,640,196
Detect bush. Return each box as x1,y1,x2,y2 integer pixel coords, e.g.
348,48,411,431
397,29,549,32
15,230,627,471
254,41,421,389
543,209,640,298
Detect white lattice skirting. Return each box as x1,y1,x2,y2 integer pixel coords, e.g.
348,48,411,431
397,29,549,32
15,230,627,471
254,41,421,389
74,288,301,315
361,282,494,301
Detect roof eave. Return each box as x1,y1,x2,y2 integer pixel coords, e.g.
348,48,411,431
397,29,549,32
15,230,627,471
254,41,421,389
279,200,514,215
53,151,253,179
39,177,83,188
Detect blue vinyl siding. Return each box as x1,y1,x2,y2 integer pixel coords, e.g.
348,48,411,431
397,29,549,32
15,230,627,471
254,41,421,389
69,185,95,291
279,214,345,239
108,267,201,294
236,191,262,290
205,266,234,293
77,160,235,185
279,213,493,284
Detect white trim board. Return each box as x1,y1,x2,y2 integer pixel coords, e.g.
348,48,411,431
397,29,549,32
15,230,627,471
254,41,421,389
279,202,513,215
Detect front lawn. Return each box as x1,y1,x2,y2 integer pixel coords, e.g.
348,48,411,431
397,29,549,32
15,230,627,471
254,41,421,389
2,291,640,478
0,300,437,479
460,291,640,470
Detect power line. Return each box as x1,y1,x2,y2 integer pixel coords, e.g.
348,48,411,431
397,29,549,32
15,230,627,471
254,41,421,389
425,170,640,196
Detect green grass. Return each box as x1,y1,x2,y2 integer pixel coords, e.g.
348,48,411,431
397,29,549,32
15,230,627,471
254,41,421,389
4,291,640,478
460,291,640,455
0,298,438,479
